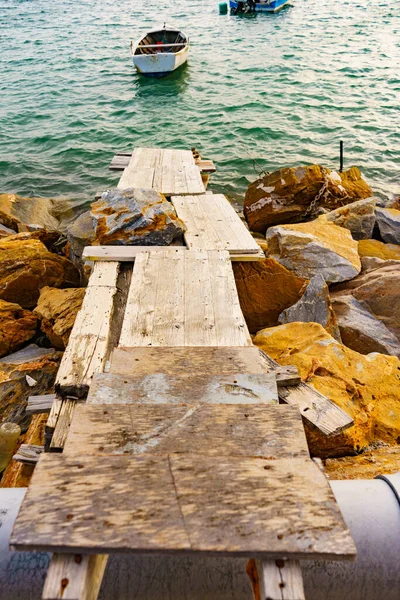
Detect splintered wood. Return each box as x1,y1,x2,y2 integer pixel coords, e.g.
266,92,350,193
11,453,356,560
117,147,205,196
63,404,308,459
55,262,120,398
118,249,252,347
171,194,261,256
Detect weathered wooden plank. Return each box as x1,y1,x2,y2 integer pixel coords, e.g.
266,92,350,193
110,153,216,173
12,444,43,464
119,249,251,348
110,346,269,377
55,262,120,398
26,393,56,414
43,553,108,600
275,366,301,387
171,194,260,254
81,245,265,262
259,351,354,436
11,454,356,560
49,399,76,451
63,404,308,459
247,559,305,600
86,371,278,406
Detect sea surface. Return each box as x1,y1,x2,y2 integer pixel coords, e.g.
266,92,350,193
0,0,399,202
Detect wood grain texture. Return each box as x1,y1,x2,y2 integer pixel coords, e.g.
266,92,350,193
63,404,308,459
117,147,205,195
248,559,305,600
11,454,356,560
43,553,108,600
26,393,56,414
49,399,77,451
110,346,269,377
87,372,278,406
110,152,216,174
171,194,260,255
82,246,264,263
55,262,120,398
259,351,354,436
118,249,252,348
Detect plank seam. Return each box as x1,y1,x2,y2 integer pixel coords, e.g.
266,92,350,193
167,453,193,550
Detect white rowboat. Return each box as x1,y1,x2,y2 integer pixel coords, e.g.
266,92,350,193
131,26,190,77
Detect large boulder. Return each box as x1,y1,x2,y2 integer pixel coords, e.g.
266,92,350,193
324,197,376,240
253,322,400,457
279,274,341,340
266,218,361,283
91,188,186,246
332,261,400,343
0,344,62,430
34,286,85,350
244,165,372,233
375,207,400,244
358,239,400,261
2,229,63,252
0,194,59,232
0,239,80,308
0,300,38,358
332,295,400,358
232,259,307,334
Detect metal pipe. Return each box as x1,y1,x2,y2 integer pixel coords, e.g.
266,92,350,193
1,476,400,600
339,140,344,172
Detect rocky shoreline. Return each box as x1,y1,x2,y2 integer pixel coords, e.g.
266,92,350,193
0,164,399,484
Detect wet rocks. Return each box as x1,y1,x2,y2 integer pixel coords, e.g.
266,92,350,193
324,197,376,240
0,239,80,308
266,218,361,283
0,194,59,232
358,239,400,261
279,274,341,340
34,287,85,350
253,322,400,457
375,207,400,244
232,258,308,334
91,188,186,246
66,210,96,259
244,165,372,233
0,344,62,430
332,295,400,358
332,261,400,343
0,301,38,358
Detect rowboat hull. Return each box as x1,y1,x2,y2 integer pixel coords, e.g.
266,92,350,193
132,47,189,77
230,0,289,12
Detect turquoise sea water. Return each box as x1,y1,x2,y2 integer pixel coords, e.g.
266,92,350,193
0,0,399,202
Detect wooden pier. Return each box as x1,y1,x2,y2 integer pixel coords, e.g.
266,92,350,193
10,147,356,600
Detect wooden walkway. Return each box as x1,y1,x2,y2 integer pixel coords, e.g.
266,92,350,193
10,147,356,600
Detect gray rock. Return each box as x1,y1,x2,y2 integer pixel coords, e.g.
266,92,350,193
325,198,376,240
91,188,186,246
278,274,341,340
375,207,400,244
332,295,400,358
66,210,96,258
0,224,15,239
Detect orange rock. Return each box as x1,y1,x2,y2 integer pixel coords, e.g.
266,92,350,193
0,300,38,358
232,258,308,333
358,239,400,261
253,322,400,457
34,287,85,350
323,446,400,480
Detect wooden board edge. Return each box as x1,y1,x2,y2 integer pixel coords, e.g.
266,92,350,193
42,553,108,600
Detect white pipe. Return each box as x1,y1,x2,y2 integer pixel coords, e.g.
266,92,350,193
0,476,399,600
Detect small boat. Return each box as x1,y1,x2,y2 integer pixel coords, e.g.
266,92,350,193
131,25,189,77
230,0,289,13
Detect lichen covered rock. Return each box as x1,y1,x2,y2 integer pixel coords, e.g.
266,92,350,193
332,295,400,358
324,197,376,240
253,322,400,457
0,194,59,232
358,239,400,261
0,344,62,430
232,259,308,333
375,207,400,244
266,218,361,283
0,300,38,358
34,287,85,350
323,446,400,480
0,239,80,308
91,188,186,246
244,165,372,233
279,274,340,340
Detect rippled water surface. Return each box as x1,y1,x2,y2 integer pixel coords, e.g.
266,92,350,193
0,0,399,201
